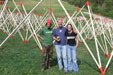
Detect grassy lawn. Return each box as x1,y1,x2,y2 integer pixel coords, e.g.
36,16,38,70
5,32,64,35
0,0,113,75
0,30,113,75
7,0,77,17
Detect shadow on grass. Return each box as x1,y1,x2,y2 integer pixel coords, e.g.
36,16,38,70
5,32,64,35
51,57,82,67
51,58,58,67
77,58,81,66
106,61,113,72
84,60,100,72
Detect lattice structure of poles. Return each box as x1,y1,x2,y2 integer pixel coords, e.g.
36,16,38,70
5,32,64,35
0,0,59,53
0,0,44,53
0,0,8,19
0,2,25,38
0,0,113,74
58,0,113,75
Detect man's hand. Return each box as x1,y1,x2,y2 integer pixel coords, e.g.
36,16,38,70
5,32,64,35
75,45,78,48
53,36,60,42
56,38,60,42
41,37,44,40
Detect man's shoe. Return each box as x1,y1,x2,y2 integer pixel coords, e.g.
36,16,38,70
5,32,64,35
58,68,63,71
68,70,72,72
48,66,51,69
64,70,68,74
41,68,45,72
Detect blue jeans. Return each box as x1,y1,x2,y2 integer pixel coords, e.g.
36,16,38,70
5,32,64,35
67,45,78,72
55,45,67,70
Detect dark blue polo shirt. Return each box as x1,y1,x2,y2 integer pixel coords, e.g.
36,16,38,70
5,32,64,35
53,27,67,45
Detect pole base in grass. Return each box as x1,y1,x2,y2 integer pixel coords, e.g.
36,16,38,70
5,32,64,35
0,1,3,4
10,35,14,38
4,32,7,34
41,49,44,53
0,28,4,31
86,1,90,6
23,40,28,43
103,68,107,74
88,38,91,40
19,1,23,5
105,54,110,58
99,67,104,75
38,30,40,32
80,41,84,43
24,30,27,32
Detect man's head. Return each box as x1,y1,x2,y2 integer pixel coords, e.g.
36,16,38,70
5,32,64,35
46,20,52,28
58,20,63,28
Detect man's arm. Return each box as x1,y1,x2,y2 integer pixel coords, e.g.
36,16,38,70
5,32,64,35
53,36,60,42
73,30,79,48
37,34,44,40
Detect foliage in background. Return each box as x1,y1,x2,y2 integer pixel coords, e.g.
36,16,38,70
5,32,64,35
63,0,113,19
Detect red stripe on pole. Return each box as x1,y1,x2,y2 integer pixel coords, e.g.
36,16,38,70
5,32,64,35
103,67,107,74
86,1,90,6
32,33,35,36
99,67,104,75
22,12,24,15
38,30,40,32
80,41,84,43
76,8,80,12
0,1,3,5
24,30,27,32
109,54,111,58
23,40,28,43
57,17,64,19
41,49,44,53
50,8,52,16
48,8,52,16
10,35,14,38
16,12,19,14
0,28,4,31
31,12,34,14
36,13,43,16
105,54,110,58
19,1,23,5
4,32,7,34
66,13,71,17
84,1,90,6
88,38,91,40
97,13,101,16
6,6,9,9
96,18,99,21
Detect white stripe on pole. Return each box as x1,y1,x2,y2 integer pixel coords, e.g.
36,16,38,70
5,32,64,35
87,5,102,67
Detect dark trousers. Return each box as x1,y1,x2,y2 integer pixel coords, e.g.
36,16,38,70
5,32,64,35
42,44,53,69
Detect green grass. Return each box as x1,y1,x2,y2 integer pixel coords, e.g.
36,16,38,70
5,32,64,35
6,0,77,17
0,30,113,75
0,0,113,75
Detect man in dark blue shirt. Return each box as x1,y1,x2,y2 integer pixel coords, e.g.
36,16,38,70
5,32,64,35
53,20,68,73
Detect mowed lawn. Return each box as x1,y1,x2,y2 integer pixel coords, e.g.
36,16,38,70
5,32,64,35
0,28,113,75
0,0,113,75
7,0,77,17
